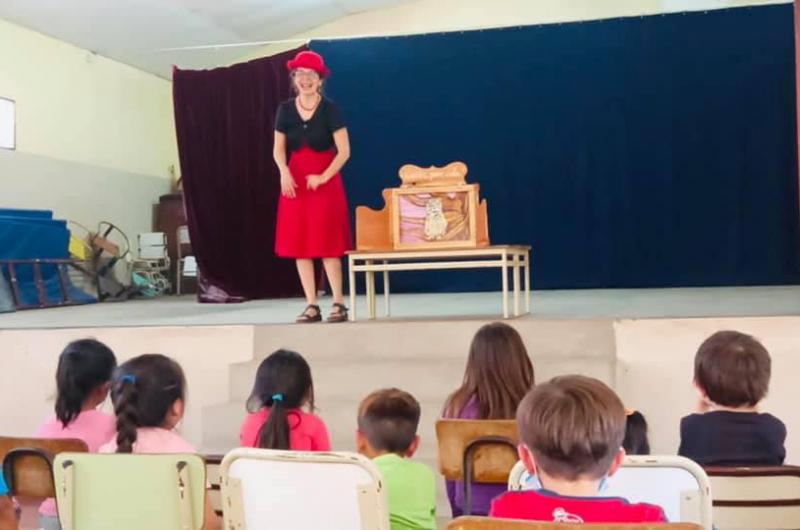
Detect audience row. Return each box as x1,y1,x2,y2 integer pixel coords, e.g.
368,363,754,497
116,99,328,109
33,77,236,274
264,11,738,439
0,324,786,530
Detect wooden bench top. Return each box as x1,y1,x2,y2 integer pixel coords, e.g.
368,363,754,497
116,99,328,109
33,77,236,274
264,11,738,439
348,245,530,258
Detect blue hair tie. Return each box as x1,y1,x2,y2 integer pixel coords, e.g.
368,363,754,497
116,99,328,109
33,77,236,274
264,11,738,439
271,393,284,403
120,374,137,384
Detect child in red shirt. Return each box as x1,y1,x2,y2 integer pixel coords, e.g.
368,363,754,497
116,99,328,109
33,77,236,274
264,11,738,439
239,349,330,450
490,375,666,524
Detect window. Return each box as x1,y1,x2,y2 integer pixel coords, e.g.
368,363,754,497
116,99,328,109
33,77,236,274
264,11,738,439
0,97,15,150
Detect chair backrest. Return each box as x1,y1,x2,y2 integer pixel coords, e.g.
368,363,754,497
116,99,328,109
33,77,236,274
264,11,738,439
435,419,519,482
705,465,800,530
0,436,88,498
508,455,712,529
53,452,206,530
447,517,703,530
220,448,389,530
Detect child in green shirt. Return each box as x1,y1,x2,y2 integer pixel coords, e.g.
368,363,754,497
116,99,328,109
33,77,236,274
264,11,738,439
357,388,437,530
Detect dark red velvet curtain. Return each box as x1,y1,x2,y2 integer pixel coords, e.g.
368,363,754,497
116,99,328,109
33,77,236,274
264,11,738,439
173,46,307,301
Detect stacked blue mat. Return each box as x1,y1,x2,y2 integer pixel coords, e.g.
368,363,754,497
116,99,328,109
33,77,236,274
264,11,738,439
0,208,96,312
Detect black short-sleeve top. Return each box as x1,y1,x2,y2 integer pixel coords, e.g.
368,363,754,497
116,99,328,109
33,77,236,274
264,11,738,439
274,97,346,156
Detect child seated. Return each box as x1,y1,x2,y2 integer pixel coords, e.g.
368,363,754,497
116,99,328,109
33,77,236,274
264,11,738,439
239,349,330,450
490,375,666,523
441,322,534,516
623,409,650,455
100,354,221,530
679,330,786,466
35,339,117,530
357,388,436,530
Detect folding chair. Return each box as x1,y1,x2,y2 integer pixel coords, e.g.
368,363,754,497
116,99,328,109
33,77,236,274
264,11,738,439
508,455,712,529
435,419,520,516
0,436,87,498
175,225,197,295
53,452,206,530
705,465,800,530
220,448,389,530
447,517,703,530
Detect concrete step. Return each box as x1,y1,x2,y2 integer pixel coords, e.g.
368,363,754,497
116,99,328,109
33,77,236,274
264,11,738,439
228,352,614,403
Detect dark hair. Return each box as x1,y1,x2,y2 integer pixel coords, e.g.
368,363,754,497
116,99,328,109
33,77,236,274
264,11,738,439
444,322,534,419
358,388,420,455
110,354,186,453
623,410,651,455
246,350,314,450
517,375,626,480
55,339,117,427
694,330,771,407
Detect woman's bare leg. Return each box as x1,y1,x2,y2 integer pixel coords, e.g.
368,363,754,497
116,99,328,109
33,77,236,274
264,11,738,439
296,259,318,306
322,257,344,305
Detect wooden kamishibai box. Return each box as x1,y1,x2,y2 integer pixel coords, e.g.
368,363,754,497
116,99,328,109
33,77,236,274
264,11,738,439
355,162,490,251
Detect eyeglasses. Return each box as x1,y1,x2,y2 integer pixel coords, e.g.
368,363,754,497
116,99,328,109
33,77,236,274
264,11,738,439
293,69,319,79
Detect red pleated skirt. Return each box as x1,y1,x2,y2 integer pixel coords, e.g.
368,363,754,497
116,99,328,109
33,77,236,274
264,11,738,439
275,146,352,258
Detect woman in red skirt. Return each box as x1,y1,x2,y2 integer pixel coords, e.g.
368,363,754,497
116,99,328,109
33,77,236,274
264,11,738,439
273,51,352,323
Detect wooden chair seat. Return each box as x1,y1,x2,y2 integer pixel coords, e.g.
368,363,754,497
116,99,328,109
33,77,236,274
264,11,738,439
436,419,520,515
0,436,88,498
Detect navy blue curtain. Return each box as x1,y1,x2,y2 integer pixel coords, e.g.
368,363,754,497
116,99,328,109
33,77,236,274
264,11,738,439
313,5,800,292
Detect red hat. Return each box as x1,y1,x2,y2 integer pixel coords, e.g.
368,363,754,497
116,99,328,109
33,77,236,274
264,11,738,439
287,51,330,78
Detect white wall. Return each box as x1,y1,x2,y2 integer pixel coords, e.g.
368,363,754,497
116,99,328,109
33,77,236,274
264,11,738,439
241,0,789,59
0,18,177,178
0,18,178,255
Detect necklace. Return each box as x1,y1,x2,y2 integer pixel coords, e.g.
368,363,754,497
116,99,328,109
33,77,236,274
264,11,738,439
297,95,320,112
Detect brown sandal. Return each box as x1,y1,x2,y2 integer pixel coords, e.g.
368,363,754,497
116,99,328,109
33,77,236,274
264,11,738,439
327,303,349,323
296,304,322,323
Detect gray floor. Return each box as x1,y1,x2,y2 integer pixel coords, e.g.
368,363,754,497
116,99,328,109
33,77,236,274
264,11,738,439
1,285,799,329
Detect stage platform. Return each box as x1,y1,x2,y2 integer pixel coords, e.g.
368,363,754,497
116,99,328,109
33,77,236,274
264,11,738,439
1,285,799,519
1,285,799,328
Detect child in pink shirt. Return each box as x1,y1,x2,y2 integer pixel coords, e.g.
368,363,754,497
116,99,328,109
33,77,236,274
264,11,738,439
239,349,330,450
35,339,117,530
100,354,220,530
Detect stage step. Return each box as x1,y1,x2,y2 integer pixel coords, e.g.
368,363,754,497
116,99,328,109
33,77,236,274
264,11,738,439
201,318,616,519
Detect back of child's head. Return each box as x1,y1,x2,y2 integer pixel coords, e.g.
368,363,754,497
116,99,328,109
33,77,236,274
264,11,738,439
694,330,771,407
110,354,186,453
517,375,625,480
358,388,420,455
55,339,117,427
623,410,651,455
246,349,314,450
445,322,534,419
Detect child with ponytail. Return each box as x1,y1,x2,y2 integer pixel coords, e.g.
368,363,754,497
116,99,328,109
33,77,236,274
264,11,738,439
100,354,220,530
239,349,330,451
35,339,117,530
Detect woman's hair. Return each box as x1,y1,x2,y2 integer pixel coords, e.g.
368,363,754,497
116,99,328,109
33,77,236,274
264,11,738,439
444,322,534,419
246,349,314,450
623,410,651,455
110,354,186,453
55,339,117,427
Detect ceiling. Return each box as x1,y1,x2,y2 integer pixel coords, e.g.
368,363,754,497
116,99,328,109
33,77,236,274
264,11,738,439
0,0,412,79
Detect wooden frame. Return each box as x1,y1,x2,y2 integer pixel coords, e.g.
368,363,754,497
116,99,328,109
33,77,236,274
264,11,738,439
391,184,479,250
0,96,15,150
347,245,531,320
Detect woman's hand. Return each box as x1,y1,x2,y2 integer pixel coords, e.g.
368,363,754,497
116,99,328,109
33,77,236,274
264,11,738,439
306,174,327,191
280,170,297,198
